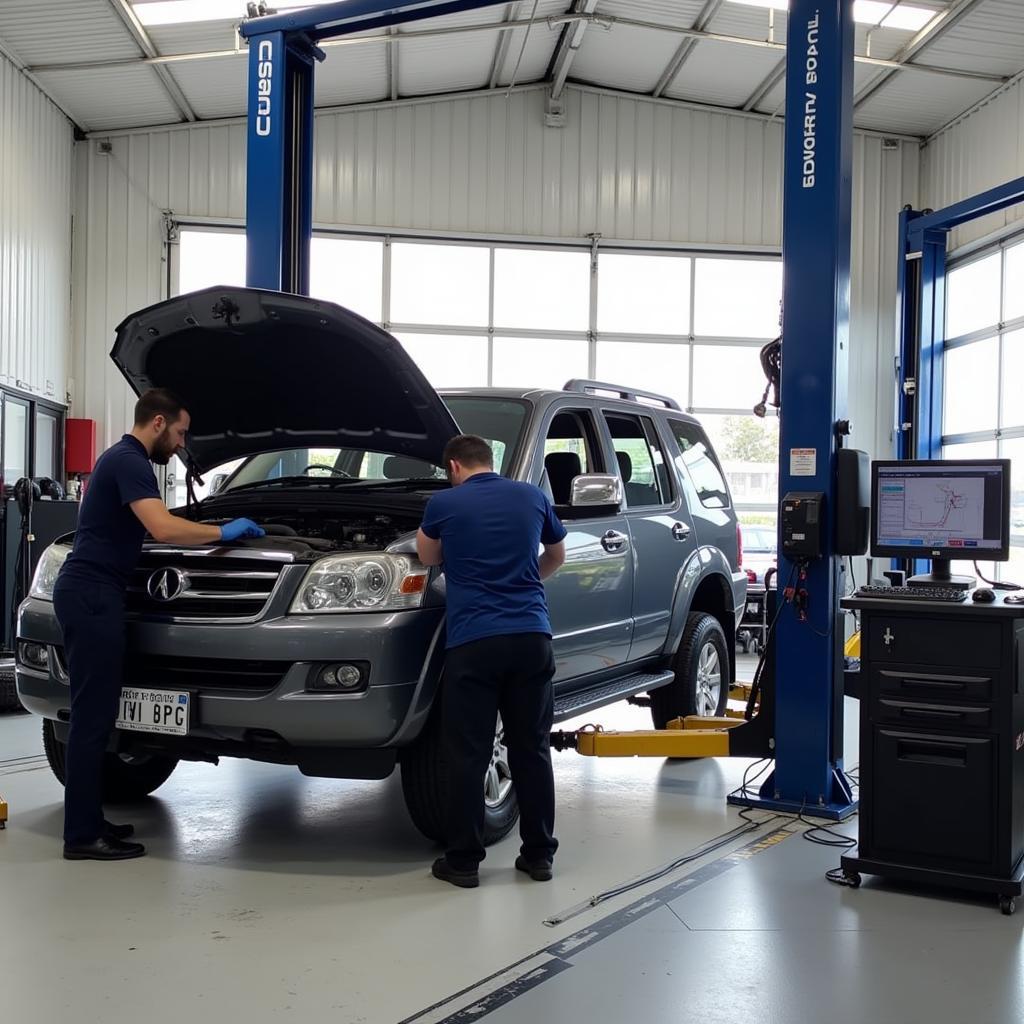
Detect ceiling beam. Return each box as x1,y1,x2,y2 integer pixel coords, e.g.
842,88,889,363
488,2,521,89
548,0,600,102
106,0,197,122
743,59,786,113
854,0,989,109
26,10,1007,91
652,0,724,99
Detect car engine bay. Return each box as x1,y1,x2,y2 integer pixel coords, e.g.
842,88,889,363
184,503,424,557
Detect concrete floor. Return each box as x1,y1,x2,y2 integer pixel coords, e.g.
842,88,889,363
1,661,1019,1024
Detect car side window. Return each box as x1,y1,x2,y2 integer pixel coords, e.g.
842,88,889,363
541,409,604,508
604,413,669,509
669,419,731,509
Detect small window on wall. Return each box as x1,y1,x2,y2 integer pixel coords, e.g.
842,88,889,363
594,341,688,411
943,337,998,437
494,249,590,331
946,252,1001,340
394,334,488,389
597,254,690,335
1005,241,1024,325
391,243,489,327
178,231,247,293
492,338,588,390
693,258,782,338
310,238,383,323
692,346,766,410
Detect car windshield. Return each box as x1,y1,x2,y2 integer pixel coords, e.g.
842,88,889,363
218,396,527,491
743,527,776,552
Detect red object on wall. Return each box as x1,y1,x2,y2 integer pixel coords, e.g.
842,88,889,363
65,419,97,474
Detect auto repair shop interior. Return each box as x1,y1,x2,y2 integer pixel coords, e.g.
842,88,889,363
3,2,1024,1022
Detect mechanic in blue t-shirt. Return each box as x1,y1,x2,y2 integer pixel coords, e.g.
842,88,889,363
54,389,263,862
417,434,567,888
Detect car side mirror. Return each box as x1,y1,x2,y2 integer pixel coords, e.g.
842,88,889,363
208,473,229,495
569,474,622,512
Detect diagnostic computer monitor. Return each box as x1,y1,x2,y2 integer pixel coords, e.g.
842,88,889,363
871,459,1011,589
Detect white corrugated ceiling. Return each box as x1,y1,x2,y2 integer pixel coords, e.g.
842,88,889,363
0,0,1019,138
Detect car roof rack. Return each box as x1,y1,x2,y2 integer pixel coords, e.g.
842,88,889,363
562,379,682,411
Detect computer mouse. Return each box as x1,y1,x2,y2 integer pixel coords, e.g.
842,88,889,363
972,587,996,603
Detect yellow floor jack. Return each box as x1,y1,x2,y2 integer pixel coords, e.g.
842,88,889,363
550,630,862,763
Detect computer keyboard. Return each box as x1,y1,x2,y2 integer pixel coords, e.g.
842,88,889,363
855,585,968,603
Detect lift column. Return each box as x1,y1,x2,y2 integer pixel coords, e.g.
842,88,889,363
733,0,856,818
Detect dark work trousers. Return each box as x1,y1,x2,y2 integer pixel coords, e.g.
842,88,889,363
442,632,558,870
53,579,126,845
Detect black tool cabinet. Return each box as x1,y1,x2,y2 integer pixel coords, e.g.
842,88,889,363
839,594,1024,914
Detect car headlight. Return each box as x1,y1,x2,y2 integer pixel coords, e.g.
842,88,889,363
290,553,429,614
29,543,70,601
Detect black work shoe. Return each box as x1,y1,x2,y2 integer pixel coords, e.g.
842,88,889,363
431,857,479,889
104,820,135,840
515,855,553,882
63,837,146,861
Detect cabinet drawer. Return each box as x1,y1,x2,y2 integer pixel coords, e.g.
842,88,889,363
874,697,992,731
873,667,994,704
867,617,1001,669
869,728,996,869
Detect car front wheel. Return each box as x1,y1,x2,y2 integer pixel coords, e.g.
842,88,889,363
650,612,730,729
400,707,519,847
42,719,179,801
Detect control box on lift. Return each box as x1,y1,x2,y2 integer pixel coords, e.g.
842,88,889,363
781,491,825,559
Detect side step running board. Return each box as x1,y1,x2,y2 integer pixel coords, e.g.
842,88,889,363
553,670,675,723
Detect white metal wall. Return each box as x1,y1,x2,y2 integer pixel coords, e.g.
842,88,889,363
71,84,918,455
0,51,74,403
921,77,1024,252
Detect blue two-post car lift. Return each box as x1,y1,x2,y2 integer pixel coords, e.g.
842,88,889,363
237,0,859,818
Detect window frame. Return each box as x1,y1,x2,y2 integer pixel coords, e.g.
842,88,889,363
601,409,675,512
667,417,733,511
941,234,1024,583
532,404,608,508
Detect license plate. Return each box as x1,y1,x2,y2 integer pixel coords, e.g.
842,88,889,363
116,688,191,736
746,602,761,614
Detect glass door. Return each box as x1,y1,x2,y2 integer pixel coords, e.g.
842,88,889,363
1,395,30,500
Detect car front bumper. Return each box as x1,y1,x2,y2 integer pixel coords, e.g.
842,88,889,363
15,597,445,755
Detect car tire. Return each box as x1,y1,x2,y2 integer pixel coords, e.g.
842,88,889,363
650,612,730,730
0,661,23,712
42,719,179,801
400,706,520,847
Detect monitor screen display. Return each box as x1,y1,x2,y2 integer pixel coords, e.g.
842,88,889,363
872,460,1010,561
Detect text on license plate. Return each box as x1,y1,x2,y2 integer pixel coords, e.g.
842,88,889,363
116,688,190,736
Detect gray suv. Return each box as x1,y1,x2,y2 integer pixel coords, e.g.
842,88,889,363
16,287,746,846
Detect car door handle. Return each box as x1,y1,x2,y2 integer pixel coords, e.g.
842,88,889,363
671,522,691,542
601,530,629,553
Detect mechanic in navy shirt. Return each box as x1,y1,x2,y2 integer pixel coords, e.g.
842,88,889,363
417,434,566,888
55,388,263,861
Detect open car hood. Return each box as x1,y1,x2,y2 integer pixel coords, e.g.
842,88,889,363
111,287,459,471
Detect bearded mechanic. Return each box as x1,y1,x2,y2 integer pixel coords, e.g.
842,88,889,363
54,388,264,861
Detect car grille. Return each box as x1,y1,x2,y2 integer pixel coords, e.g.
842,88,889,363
126,551,289,620
123,653,294,693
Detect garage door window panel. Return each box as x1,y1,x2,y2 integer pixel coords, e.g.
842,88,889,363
597,254,690,335
390,243,489,327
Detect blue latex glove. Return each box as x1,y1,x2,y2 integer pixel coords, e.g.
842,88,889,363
220,518,265,542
